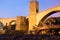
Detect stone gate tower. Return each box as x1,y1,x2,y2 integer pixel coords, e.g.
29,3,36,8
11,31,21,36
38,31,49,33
29,0,39,15
28,0,39,31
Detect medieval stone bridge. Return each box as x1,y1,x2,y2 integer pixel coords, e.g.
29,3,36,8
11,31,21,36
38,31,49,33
0,16,28,34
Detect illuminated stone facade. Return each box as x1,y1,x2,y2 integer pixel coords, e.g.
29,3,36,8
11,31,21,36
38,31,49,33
0,0,60,34
0,16,28,34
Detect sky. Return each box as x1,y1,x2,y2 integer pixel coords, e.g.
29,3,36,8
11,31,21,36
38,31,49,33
0,0,60,18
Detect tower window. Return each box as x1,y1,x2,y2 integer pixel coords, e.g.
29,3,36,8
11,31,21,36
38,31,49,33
36,9,38,13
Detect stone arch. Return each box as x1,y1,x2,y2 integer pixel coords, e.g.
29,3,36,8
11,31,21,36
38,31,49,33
38,11,60,26
9,20,16,30
0,21,4,29
41,10,60,22
37,6,60,25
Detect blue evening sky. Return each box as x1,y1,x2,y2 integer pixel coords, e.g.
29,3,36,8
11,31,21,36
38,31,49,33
0,0,60,18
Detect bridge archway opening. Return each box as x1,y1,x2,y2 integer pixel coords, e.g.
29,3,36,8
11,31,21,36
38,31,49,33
38,10,60,27
10,20,16,30
0,22,4,30
48,12,60,18
37,10,60,34
45,12,60,25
